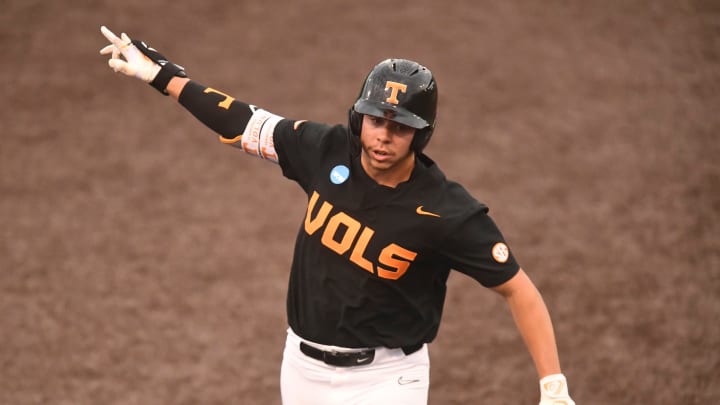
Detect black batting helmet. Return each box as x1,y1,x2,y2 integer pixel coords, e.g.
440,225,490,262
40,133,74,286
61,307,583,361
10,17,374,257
348,58,438,152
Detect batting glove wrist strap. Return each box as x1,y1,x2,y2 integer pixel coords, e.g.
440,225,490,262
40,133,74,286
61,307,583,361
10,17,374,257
539,373,576,405
100,26,187,95
130,39,187,95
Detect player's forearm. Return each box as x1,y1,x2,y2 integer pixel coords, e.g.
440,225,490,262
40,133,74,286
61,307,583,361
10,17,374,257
509,291,561,377
167,78,254,140
494,270,562,378
167,76,190,99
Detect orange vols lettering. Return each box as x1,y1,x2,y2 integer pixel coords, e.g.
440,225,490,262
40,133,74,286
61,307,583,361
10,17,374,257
377,244,417,280
321,212,361,255
304,191,333,235
350,227,375,273
303,191,417,280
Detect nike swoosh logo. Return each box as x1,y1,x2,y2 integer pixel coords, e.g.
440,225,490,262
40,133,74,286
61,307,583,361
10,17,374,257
416,205,441,217
397,376,421,385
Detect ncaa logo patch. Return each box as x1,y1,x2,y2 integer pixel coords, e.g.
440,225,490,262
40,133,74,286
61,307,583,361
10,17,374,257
330,165,350,185
492,242,510,263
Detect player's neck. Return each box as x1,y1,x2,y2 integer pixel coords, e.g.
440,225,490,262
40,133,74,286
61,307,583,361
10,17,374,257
360,151,415,188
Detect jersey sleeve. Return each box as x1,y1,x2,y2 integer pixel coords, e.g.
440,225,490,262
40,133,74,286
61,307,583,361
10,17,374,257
273,120,346,191
441,210,520,287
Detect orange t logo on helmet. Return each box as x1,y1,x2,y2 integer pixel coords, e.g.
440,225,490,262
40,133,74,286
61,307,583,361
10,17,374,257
384,81,408,105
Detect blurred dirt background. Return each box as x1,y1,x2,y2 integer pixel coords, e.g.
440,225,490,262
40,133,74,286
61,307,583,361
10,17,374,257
1,0,718,404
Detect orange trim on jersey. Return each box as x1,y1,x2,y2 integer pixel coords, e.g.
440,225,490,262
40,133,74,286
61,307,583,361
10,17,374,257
218,134,242,144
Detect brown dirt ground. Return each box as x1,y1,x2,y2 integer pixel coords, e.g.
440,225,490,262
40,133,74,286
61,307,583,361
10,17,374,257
1,1,719,404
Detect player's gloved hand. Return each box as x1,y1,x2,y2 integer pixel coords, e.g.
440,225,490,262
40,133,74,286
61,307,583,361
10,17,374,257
539,373,576,405
99,26,187,95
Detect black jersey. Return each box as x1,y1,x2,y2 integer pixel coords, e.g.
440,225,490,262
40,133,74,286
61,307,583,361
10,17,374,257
273,119,520,349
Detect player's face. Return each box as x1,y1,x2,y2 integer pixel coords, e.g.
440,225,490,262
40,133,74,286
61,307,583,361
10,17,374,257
359,115,416,187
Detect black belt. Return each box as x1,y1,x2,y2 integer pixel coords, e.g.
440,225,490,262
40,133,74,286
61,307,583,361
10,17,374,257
299,342,423,367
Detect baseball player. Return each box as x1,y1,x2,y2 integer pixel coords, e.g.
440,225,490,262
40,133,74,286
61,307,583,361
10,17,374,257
99,26,576,405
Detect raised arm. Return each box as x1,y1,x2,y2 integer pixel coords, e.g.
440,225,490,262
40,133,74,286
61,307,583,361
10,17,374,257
99,26,282,163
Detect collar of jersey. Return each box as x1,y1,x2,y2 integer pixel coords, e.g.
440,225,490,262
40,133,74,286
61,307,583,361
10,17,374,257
352,155,429,191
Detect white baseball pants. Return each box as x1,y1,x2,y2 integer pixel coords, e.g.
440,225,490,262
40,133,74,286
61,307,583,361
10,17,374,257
280,328,430,405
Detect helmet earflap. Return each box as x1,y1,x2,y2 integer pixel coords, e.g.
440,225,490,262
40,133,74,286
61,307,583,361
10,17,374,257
348,108,363,137
410,127,433,152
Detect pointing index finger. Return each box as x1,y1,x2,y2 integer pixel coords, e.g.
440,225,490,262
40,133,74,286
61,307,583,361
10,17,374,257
100,26,123,46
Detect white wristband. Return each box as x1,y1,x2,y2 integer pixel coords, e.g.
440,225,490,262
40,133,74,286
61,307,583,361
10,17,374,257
237,108,282,163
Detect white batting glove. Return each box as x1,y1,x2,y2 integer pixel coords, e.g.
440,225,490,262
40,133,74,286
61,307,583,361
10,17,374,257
539,374,576,405
99,26,160,82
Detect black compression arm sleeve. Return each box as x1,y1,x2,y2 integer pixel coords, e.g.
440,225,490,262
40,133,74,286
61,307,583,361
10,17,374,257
177,80,254,139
